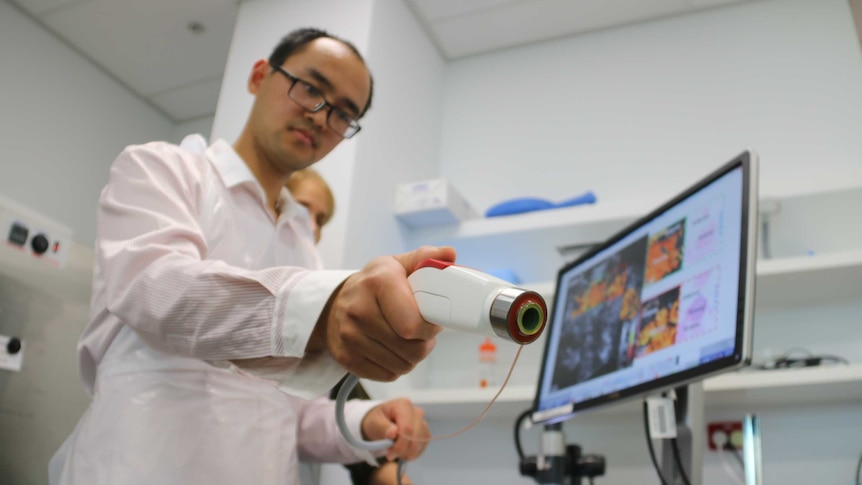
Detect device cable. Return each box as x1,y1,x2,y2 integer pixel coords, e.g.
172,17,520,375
336,345,524,449
712,427,744,484
725,443,744,469
855,449,861,485
753,347,849,370
642,400,671,485
717,446,744,485
513,408,532,460
669,436,693,485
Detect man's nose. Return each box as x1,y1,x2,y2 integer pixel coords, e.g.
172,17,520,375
305,108,328,132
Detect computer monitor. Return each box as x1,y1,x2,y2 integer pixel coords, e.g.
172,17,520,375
532,151,758,425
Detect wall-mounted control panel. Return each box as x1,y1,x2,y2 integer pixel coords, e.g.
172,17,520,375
0,196,71,268
0,334,24,372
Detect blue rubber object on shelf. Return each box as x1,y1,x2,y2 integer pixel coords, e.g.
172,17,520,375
556,191,597,208
485,197,554,217
484,191,597,218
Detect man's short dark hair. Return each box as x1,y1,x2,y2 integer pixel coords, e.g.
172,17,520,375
268,27,374,117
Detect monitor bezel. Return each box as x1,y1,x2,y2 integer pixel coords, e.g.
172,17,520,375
531,151,758,424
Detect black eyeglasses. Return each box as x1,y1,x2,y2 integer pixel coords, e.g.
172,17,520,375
270,63,362,139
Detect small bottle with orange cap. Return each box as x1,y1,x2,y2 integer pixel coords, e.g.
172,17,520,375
478,337,499,389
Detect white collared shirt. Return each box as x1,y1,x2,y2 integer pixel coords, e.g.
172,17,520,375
78,137,354,398
52,137,378,485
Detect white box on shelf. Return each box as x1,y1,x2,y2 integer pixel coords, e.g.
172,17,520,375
394,178,478,227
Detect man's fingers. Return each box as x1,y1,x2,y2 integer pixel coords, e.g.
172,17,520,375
380,246,455,341
393,245,457,276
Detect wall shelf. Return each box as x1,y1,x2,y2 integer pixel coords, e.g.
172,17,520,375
522,248,862,308
399,187,862,424
754,249,862,308
403,187,862,287
407,363,862,421
403,197,658,283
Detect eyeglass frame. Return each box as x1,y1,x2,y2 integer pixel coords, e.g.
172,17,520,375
269,63,363,139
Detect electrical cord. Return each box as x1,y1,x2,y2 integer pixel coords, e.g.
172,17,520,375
669,437,693,485
855,450,861,485
753,347,850,370
642,400,670,485
337,346,525,485
337,346,525,451
642,398,693,485
712,428,744,484
514,408,532,461
717,447,744,485
725,443,744,469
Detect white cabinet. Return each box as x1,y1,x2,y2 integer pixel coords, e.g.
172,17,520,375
392,185,862,420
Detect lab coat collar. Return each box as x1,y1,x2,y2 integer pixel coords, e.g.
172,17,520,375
205,138,306,223
206,138,258,189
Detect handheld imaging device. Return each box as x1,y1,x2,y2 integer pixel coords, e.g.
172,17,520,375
408,259,547,344
336,260,549,451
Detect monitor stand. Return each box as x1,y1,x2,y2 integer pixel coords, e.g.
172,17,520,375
660,382,705,485
742,413,764,485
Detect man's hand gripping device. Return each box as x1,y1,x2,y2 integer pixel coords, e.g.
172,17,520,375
336,259,549,451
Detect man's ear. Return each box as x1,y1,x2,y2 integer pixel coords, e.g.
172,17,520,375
247,59,269,94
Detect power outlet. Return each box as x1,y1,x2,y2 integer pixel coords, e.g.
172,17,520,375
707,421,743,451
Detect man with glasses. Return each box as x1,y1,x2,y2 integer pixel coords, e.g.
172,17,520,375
50,27,451,485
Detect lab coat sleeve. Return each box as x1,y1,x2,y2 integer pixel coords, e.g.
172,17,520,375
294,396,382,465
96,143,348,398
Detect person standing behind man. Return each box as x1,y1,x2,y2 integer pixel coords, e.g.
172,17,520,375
50,27,451,485
287,168,415,485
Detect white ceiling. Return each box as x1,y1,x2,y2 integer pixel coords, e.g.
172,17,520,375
405,0,752,59
10,0,845,123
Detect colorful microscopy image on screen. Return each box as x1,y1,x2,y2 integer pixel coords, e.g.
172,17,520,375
645,219,685,285
550,236,648,390
636,286,681,357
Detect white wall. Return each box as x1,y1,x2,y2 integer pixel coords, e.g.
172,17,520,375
211,0,374,270
339,0,447,268
0,1,175,247
171,115,214,144
439,0,862,215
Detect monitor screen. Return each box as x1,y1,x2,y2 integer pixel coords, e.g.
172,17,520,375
532,152,758,424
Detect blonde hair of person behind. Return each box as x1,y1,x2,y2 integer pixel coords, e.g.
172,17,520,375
286,168,336,226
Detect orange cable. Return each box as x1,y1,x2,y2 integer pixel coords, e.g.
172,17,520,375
399,344,524,442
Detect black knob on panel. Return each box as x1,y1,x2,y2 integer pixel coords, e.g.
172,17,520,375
31,234,50,254
6,337,21,354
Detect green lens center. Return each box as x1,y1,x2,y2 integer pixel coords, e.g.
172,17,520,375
517,303,544,335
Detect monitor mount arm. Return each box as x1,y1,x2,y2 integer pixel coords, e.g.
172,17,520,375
519,422,607,485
